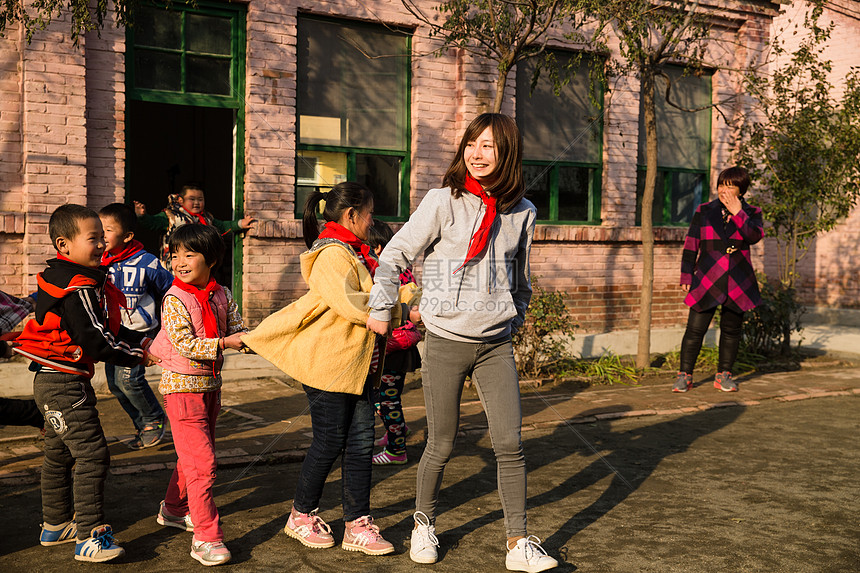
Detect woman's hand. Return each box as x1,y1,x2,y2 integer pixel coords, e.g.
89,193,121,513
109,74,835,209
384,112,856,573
133,201,147,216
681,284,691,293
222,333,245,350
718,187,742,215
366,316,390,336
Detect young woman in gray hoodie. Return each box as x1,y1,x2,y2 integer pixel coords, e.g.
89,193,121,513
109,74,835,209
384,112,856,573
368,113,557,573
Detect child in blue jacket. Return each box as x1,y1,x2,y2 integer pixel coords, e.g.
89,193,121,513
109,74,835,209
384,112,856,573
99,203,173,448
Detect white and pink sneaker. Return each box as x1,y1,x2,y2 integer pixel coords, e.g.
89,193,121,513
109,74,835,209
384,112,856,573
283,507,335,549
341,515,394,555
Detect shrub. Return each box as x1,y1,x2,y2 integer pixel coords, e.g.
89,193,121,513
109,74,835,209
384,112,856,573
742,273,804,356
513,278,577,379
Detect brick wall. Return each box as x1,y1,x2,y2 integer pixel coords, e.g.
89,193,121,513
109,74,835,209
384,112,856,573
765,1,860,309
6,0,854,329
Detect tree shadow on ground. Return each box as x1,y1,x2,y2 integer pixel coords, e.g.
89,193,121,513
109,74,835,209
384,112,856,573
376,404,745,569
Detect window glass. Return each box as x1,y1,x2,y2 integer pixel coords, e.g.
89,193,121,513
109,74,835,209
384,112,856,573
135,5,181,49
518,53,601,163
523,165,551,220
186,56,231,95
134,51,181,91
638,67,711,169
517,51,603,223
297,18,408,151
186,13,231,55
296,16,410,218
356,154,401,216
557,166,590,221
131,5,237,98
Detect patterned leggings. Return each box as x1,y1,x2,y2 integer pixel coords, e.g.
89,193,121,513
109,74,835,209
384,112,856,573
374,370,407,455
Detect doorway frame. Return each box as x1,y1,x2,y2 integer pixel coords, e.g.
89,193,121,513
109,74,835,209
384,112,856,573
125,1,247,301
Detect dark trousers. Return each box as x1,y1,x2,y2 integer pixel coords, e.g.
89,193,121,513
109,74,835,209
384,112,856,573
0,397,43,428
680,306,745,374
294,378,375,522
105,362,164,431
33,372,110,540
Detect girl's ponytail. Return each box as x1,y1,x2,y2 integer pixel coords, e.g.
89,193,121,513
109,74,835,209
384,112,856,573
302,189,326,249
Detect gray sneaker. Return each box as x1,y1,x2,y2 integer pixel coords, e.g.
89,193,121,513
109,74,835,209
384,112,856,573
714,371,738,392
672,372,693,393
157,500,194,531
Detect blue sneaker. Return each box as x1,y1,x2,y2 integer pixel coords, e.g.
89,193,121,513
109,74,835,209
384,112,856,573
40,519,76,546
74,524,125,563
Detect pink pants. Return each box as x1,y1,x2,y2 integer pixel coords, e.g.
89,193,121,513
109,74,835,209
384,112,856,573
163,391,222,542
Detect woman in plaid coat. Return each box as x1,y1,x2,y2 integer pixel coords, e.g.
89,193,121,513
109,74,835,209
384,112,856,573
674,166,764,393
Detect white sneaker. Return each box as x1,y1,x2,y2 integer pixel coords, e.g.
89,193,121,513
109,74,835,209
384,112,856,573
409,511,439,564
505,536,558,572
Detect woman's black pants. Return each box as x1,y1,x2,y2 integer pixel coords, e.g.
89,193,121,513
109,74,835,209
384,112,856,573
679,305,745,374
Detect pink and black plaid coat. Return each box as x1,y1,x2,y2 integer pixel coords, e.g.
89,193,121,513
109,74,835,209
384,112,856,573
680,198,764,313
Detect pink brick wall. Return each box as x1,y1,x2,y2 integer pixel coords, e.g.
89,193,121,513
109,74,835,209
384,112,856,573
5,0,853,331
765,1,860,308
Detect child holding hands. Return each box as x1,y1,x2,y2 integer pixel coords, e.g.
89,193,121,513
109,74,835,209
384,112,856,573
14,204,159,562
149,224,248,567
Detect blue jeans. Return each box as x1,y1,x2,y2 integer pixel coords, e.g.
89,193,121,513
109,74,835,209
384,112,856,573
104,362,164,430
293,378,375,521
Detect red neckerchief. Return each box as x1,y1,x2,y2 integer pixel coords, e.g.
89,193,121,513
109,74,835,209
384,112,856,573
453,174,497,274
100,239,144,267
171,276,222,338
56,253,127,333
181,206,210,226
318,221,378,277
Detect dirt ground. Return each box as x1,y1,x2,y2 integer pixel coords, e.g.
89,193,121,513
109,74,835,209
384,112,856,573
0,395,858,572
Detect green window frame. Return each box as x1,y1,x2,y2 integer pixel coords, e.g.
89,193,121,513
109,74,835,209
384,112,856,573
516,50,604,224
125,0,246,294
295,15,411,221
636,65,712,226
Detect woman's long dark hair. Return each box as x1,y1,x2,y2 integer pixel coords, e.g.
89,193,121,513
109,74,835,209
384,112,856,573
443,113,525,213
302,182,374,249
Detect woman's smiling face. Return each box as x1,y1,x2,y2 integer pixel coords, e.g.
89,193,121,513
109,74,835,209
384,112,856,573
464,126,497,184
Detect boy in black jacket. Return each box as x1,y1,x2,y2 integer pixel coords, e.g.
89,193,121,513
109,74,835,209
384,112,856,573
14,204,159,563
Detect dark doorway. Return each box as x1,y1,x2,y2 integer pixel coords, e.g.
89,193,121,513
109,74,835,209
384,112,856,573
126,100,237,289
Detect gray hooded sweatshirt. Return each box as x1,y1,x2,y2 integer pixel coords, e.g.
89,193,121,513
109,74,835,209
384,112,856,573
369,187,536,342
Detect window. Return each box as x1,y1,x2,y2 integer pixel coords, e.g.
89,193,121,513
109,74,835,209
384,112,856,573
296,16,411,219
516,51,603,223
636,66,712,226
128,2,245,105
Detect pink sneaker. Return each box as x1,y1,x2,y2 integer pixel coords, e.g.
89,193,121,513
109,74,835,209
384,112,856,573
342,516,394,555
372,449,407,465
283,507,335,548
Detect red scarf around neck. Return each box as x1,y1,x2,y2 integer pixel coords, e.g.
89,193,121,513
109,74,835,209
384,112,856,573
318,221,378,276
171,276,222,338
100,239,144,267
182,206,210,226
453,174,498,274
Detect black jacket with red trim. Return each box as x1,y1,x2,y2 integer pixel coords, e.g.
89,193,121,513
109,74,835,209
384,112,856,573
14,258,147,377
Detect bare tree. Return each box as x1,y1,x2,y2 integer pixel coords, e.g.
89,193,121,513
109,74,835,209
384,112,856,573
402,0,582,112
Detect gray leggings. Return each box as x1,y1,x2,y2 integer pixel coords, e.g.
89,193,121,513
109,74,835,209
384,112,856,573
416,331,527,537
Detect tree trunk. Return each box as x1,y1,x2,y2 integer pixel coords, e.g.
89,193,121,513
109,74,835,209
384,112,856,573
636,65,658,369
492,63,510,114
